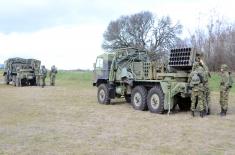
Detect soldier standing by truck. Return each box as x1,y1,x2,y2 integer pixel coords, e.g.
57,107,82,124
220,64,233,116
196,53,211,115
40,65,47,88
189,62,205,117
49,65,57,86
194,53,211,115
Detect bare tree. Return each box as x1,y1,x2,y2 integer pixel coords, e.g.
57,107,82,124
190,12,235,71
102,11,182,56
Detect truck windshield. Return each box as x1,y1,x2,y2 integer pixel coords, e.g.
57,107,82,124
96,58,103,69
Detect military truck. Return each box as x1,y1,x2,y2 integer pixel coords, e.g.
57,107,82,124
3,58,41,86
93,47,207,114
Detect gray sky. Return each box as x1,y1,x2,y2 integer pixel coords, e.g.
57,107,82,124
0,0,234,69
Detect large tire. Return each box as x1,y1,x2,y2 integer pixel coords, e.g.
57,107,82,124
131,86,148,111
12,75,16,86
147,86,165,114
97,84,110,104
4,75,9,85
29,79,36,86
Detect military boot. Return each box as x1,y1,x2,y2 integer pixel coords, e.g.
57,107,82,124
200,111,204,118
191,111,195,117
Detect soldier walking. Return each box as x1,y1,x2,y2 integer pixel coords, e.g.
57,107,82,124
189,62,205,117
220,64,232,116
40,65,47,88
49,65,58,86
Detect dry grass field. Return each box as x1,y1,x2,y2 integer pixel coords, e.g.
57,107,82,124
0,71,235,155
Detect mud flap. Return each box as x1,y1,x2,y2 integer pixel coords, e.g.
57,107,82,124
108,84,116,99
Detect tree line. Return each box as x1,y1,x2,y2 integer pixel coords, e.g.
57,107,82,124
102,11,235,71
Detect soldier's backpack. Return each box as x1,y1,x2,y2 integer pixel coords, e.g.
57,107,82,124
229,72,233,88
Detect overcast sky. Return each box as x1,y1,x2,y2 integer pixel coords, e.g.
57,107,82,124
0,0,234,69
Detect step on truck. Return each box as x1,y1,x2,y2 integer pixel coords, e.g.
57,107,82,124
93,47,205,114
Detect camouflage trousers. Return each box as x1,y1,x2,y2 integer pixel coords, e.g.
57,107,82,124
41,76,46,87
220,86,230,110
191,89,204,112
204,82,210,109
50,75,56,86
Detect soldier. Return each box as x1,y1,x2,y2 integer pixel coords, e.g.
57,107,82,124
200,60,211,115
49,65,58,86
40,65,47,88
219,64,232,116
194,52,211,115
189,62,205,117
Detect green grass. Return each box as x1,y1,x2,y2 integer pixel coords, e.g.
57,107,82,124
209,73,235,92
55,71,232,92
1,69,234,92
55,70,93,88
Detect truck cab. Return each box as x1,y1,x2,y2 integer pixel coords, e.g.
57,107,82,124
93,53,114,87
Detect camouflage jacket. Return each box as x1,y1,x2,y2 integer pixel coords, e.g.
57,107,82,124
202,63,210,82
50,67,57,76
40,68,47,77
220,71,230,89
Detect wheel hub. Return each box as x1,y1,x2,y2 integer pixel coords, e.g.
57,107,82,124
150,94,160,109
99,89,105,102
133,92,142,107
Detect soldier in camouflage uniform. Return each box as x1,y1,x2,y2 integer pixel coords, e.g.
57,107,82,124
49,65,57,86
32,61,41,86
220,64,231,116
189,62,205,117
200,60,211,115
40,65,47,88
194,53,211,115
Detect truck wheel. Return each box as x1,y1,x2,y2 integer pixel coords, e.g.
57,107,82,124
4,76,9,85
147,86,164,114
12,75,17,86
131,86,148,111
97,84,110,104
124,95,131,103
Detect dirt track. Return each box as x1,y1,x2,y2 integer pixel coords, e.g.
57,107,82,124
0,77,235,155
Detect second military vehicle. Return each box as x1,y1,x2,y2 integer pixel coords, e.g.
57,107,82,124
93,47,203,114
3,58,41,86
